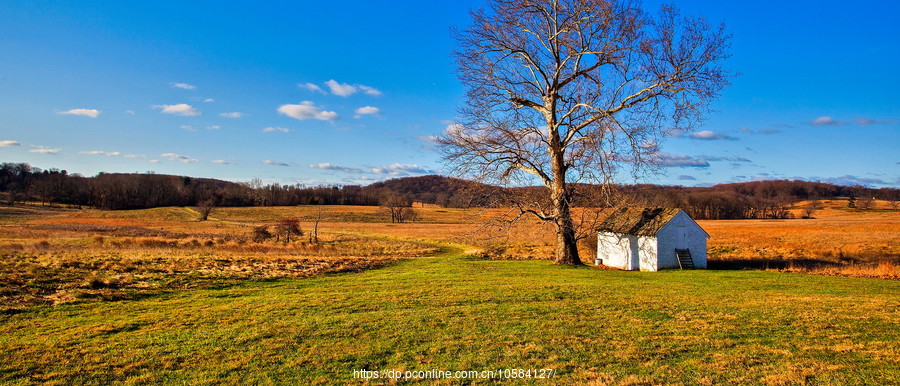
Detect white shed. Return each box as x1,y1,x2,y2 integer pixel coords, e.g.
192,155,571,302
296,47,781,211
594,208,708,271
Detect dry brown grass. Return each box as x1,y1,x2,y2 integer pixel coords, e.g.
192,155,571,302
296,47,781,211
701,207,900,278
0,206,438,311
1,201,896,311
787,261,897,278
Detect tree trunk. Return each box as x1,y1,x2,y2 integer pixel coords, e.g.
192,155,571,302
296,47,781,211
549,145,582,265
552,193,582,265
546,96,582,265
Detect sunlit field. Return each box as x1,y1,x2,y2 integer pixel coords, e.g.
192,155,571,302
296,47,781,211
704,205,899,277
0,203,898,383
1,201,896,312
0,205,438,311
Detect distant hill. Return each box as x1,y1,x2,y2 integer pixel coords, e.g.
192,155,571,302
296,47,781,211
364,175,495,207
2,161,898,218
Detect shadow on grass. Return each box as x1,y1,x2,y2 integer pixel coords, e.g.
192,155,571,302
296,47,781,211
708,258,846,271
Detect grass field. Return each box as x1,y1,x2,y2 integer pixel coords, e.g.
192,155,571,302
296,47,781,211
1,204,898,383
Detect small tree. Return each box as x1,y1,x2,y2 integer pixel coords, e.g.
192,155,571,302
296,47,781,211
397,206,419,223
275,218,303,243
380,193,418,223
252,225,273,242
196,199,216,221
309,207,322,244
847,195,857,209
802,199,821,219
856,196,874,210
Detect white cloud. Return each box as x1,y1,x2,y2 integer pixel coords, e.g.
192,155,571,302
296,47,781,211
358,85,383,96
856,117,896,125
811,116,842,126
652,152,753,168
309,163,363,173
59,108,100,118
705,156,752,163
154,104,201,116
206,125,221,130
0,140,21,147
29,146,60,155
79,150,120,156
371,163,432,176
354,106,381,118
321,80,382,97
325,80,357,96
211,160,229,165
203,98,215,103
299,83,325,93
172,82,197,90
125,110,136,115
180,125,196,132
815,175,890,187
123,154,146,159
160,153,198,163
689,130,737,140
277,101,339,121
416,135,440,144
652,152,710,167
218,112,244,118
262,126,291,133
263,160,289,166
442,122,491,142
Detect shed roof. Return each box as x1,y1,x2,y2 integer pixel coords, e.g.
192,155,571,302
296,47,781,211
596,208,683,236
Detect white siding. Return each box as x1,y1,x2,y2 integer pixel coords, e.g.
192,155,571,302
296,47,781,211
596,232,658,271
655,211,708,269
596,210,708,271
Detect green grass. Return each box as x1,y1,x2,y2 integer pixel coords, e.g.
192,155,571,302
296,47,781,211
1,246,898,384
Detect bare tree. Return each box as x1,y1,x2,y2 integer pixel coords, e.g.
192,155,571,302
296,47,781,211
196,199,216,221
309,207,322,244
439,0,731,264
275,218,303,243
399,206,419,223
380,193,419,223
803,199,821,219
856,196,874,211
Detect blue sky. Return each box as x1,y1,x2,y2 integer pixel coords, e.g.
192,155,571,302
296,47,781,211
1,0,897,188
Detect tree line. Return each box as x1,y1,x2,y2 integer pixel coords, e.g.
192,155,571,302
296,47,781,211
615,180,900,219
0,162,381,210
1,162,897,218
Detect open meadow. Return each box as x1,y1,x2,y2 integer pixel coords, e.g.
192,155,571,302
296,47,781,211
0,203,898,383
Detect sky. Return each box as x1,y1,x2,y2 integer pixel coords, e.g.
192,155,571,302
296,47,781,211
0,0,897,188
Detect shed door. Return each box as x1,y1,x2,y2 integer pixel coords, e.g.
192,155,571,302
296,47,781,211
675,226,687,249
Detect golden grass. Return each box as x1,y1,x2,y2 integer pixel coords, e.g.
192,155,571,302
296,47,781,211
1,201,896,312
701,208,900,278
0,206,439,310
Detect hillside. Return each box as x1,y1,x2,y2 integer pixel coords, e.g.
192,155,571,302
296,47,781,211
3,161,899,219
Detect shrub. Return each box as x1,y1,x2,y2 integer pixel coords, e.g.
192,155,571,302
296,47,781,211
252,225,273,242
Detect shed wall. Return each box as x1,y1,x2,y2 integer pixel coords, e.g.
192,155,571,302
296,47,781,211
656,211,708,269
596,232,657,271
